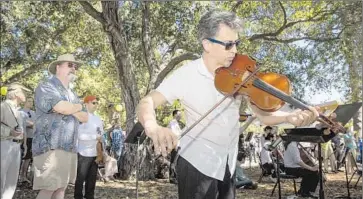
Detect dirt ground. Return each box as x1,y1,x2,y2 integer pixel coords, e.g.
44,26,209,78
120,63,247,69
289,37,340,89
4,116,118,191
14,168,362,199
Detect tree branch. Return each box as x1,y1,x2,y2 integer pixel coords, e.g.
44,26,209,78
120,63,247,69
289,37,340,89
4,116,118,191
2,24,70,83
231,0,243,12
248,6,339,41
154,53,200,88
79,1,106,24
4,50,51,84
141,2,154,75
261,27,345,44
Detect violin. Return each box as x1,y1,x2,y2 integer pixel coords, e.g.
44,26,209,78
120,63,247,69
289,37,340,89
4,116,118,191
214,54,345,133
215,54,291,112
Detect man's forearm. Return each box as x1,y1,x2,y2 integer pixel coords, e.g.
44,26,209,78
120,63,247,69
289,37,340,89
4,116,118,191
258,114,288,126
72,111,88,123
298,161,314,171
136,96,157,127
53,101,82,115
249,103,288,126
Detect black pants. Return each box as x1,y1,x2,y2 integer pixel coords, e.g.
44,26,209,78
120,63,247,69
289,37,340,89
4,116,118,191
285,167,319,194
176,156,235,199
169,149,178,181
262,163,274,175
74,154,98,199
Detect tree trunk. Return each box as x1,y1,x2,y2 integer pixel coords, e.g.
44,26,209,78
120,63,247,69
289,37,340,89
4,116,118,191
80,1,200,180
98,2,155,180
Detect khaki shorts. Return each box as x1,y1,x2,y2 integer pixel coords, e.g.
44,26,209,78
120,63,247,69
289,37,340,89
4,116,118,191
33,149,77,191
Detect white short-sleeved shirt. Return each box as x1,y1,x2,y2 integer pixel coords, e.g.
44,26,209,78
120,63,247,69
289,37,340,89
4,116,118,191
156,57,241,181
261,141,273,165
77,113,103,157
283,141,302,168
168,119,182,136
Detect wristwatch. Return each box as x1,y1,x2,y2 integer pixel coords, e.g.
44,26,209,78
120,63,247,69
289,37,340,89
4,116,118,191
81,104,87,111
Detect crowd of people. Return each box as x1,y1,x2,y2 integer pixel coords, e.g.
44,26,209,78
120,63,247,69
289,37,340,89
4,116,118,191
1,8,361,199
0,54,126,199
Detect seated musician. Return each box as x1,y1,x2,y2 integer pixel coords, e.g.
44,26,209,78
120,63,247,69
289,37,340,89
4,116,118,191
260,133,276,179
284,141,319,198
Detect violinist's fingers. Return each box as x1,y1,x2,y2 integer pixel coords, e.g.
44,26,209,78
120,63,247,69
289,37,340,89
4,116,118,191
157,130,168,157
164,129,175,153
330,112,337,119
150,133,161,156
308,106,319,123
300,110,313,126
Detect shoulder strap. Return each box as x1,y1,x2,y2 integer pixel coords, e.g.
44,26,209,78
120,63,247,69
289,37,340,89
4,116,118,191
5,102,20,129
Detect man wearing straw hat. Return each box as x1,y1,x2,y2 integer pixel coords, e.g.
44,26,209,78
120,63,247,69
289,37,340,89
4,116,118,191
32,54,88,199
1,82,30,199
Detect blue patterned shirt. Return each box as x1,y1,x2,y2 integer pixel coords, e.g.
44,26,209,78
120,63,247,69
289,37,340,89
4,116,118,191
111,127,124,152
32,76,84,156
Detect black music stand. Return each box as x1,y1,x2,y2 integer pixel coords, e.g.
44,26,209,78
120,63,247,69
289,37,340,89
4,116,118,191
332,102,362,199
124,122,147,199
266,138,284,199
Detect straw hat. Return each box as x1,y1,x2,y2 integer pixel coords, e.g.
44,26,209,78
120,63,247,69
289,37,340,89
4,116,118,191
7,82,31,93
48,54,82,75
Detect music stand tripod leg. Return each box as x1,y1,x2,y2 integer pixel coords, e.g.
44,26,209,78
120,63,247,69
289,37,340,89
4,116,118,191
318,143,325,199
136,137,140,199
276,148,282,199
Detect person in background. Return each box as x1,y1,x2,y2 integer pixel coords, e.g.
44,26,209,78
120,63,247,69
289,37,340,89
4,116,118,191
332,133,345,171
343,127,357,174
284,141,319,198
1,83,29,199
19,97,36,184
74,95,103,199
32,54,88,199
261,126,273,147
168,110,183,184
110,122,125,177
260,133,276,182
321,140,336,173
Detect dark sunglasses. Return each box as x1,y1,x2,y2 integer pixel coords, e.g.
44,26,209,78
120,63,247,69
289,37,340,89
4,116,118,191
92,102,99,105
206,38,240,50
27,111,31,118
68,63,79,70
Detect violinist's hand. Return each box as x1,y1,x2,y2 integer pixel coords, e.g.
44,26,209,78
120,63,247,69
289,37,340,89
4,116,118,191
285,106,319,127
144,121,178,157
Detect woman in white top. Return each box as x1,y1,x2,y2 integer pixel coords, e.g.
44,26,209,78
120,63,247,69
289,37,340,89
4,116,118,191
74,96,103,199
283,141,319,198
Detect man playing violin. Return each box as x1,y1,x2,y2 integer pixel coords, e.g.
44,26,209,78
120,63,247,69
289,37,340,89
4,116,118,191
136,9,319,199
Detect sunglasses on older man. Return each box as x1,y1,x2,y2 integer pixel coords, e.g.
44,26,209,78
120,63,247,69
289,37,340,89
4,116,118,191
206,38,241,51
92,101,99,105
68,63,79,70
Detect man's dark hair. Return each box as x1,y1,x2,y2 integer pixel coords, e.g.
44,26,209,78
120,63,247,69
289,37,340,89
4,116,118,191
264,126,273,131
172,110,180,117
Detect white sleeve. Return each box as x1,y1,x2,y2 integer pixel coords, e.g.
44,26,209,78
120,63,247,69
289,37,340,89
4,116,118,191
290,143,302,164
155,66,188,104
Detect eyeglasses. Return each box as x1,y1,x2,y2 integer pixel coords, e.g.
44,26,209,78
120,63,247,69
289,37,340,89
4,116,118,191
92,102,99,105
206,38,240,50
68,63,79,70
